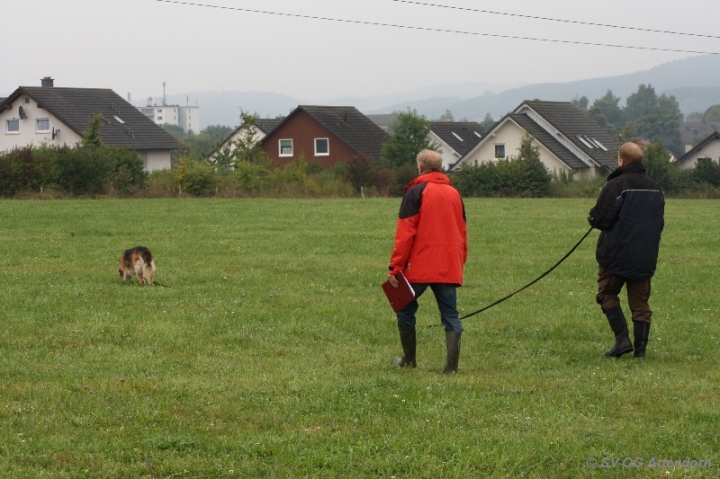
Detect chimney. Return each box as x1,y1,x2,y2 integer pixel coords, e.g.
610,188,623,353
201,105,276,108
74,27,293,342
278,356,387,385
41,76,54,87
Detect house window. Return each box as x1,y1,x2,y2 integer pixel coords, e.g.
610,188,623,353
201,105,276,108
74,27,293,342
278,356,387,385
279,139,293,157
315,138,329,156
6,119,20,134
36,118,50,133
494,144,505,158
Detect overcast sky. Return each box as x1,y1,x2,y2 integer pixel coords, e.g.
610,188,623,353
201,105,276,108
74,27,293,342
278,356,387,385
3,0,719,102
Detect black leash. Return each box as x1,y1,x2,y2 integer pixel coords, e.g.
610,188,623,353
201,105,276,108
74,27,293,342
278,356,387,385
458,226,595,320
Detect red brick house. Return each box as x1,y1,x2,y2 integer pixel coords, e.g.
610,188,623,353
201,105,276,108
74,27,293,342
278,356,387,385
261,105,389,168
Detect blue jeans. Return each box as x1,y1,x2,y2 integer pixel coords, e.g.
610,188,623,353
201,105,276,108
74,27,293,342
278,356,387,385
396,283,463,333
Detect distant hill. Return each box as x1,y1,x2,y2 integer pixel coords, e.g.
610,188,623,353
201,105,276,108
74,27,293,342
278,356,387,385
369,54,720,121
161,55,720,129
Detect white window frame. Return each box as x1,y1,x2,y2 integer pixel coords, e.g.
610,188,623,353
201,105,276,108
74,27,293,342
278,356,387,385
494,144,505,158
279,139,294,157
314,138,329,156
36,118,50,133
6,119,20,134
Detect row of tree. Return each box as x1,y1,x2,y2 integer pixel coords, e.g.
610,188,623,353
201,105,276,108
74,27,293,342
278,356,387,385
570,84,684,156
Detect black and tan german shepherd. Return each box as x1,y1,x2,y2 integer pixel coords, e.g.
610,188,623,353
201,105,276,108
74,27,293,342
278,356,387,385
118,246,156,286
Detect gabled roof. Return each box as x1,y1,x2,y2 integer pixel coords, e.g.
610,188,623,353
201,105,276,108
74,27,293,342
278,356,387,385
255,118,284,135
280,105,389,159
517,100,620,169
0,86,178,150
428,121,484,157
205,116,284,162
678,131,720,164
507,114,587,169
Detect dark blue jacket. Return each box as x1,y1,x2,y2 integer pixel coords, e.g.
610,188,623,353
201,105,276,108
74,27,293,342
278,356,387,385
588,163,664,279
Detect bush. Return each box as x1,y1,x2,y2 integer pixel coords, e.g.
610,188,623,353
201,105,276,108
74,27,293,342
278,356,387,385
107,146,146,195
173,157,215,196
0,147,30,196
143,169,178,197
693,158,720,187
235,160,271,195
452,158,551,197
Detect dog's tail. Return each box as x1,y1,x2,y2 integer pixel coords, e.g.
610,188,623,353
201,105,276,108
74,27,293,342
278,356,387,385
137,247,154,267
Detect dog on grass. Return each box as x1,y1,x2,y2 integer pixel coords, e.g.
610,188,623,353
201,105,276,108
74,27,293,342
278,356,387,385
118,246,156,286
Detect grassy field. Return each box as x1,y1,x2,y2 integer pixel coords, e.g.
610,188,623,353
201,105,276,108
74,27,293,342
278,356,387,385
0,198,718,478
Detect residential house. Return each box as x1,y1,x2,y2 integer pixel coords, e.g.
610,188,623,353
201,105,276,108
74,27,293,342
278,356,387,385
261,106,389,167
452,100,621,179
0,77,178,171
207,117,284,164
676,131,720,169
428,121,484,170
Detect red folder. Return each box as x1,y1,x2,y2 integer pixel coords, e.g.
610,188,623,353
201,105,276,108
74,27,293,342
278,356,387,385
382,272,416,312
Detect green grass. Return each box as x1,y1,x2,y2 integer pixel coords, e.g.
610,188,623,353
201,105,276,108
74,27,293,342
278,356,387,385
0,198,718,478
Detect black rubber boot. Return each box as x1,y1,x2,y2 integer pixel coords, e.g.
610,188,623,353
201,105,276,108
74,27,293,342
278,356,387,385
392,327,416,367
633,321,650,359
443,331,462,374
604,306,633,358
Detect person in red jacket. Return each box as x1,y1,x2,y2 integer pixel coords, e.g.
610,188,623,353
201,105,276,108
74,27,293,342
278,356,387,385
387,149,468,373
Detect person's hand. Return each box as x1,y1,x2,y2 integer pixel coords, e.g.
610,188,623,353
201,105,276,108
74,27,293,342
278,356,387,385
388,273,399,288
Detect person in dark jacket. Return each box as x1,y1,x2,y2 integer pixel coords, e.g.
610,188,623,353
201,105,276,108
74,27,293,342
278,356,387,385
588,142,664,358
387,149,468,373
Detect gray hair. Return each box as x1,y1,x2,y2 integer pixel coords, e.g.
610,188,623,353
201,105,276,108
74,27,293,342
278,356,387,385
416,149,443,172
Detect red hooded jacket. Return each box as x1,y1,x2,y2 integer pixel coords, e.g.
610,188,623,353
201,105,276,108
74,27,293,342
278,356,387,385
389,172,467,285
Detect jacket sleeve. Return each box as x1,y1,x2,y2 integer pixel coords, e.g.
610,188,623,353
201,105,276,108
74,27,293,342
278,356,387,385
389,184,424,274
389,215,419,275
588,183,624,231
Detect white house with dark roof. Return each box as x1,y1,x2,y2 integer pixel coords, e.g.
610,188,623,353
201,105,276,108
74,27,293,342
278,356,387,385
676,131,720,169
0,77,178,171
428,121,484,170
452,100,621,179
206,117,284,165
